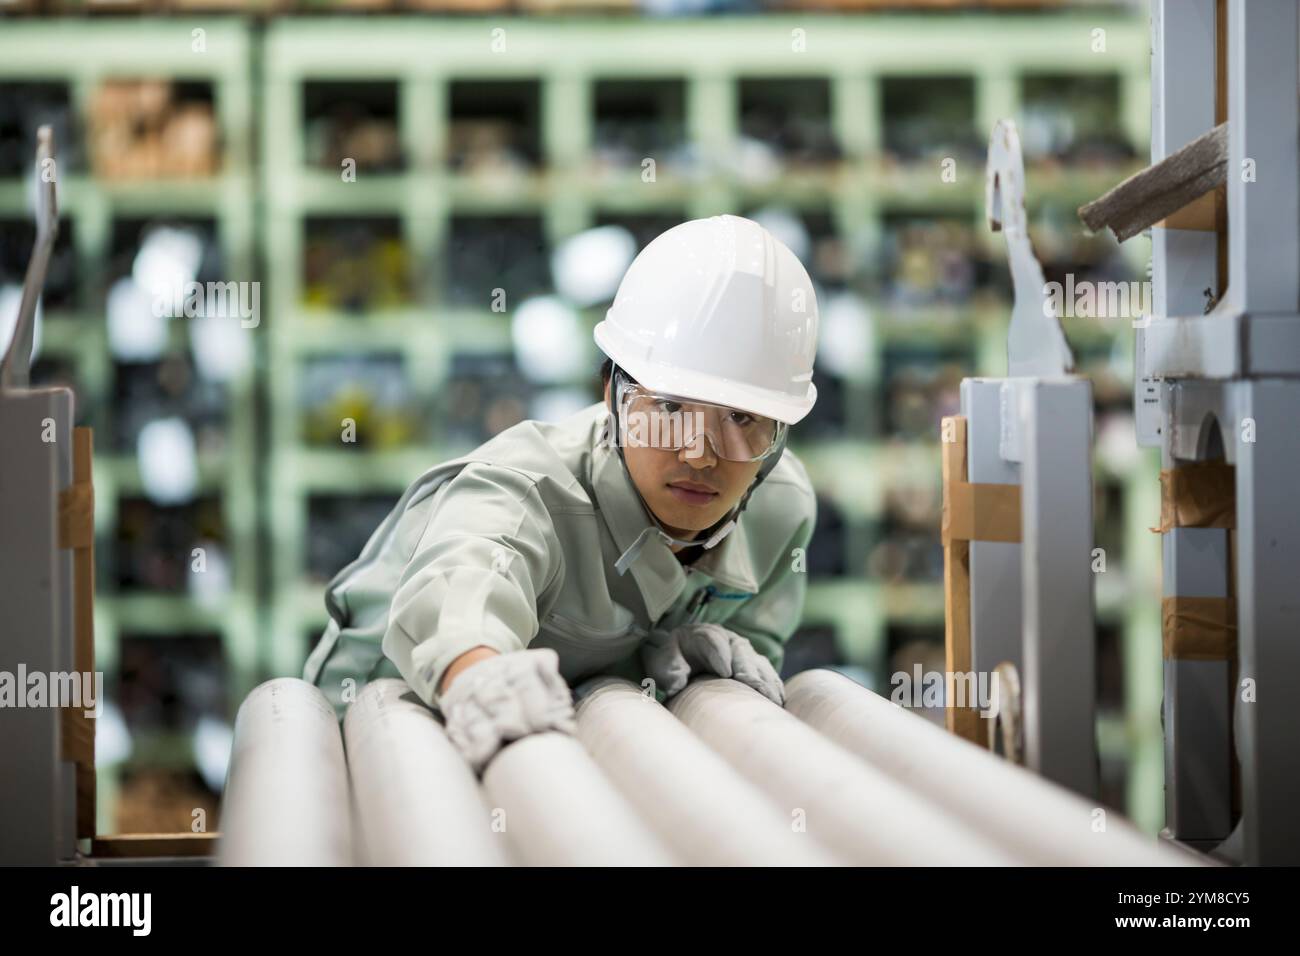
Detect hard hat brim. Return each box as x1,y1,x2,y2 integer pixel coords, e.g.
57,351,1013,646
594,320,817,425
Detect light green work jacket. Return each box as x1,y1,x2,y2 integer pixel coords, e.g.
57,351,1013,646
303,402,817,719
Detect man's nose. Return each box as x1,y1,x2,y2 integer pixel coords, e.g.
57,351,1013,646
678,432,717,469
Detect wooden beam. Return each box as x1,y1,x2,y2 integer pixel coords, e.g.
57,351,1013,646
1078,122,1227,242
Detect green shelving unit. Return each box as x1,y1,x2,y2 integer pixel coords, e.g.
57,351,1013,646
0,20,258,832
260,8,1149,725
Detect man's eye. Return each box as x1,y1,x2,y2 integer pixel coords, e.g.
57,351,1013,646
657,400,682,414
729,412,754,427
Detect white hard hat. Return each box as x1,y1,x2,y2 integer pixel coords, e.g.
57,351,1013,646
593,214,819,425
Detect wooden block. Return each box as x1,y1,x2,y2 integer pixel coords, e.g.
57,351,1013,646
941,416,983,745
91,833,219,859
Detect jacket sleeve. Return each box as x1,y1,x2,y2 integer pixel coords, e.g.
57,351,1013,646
381,462,563,709
723,489,817,674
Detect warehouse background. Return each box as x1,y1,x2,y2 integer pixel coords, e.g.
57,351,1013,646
0,1,1155,837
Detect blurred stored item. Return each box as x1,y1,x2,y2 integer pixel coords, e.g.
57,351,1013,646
305,493,399,584
550,225,637,308
113,497,226,593
817,292,876,380
117,633,227,735
511,296,587,383
302,216,410,311
868,520,944,582
300,352,420,448
445,214,549,306
780,623,845,678
882,76,978,164
88,79,220,180
883,346,964,438
880,213,980,309
447,79,541,174
112,355,228,456
1020,73,1136,166
137,416,199,505
737,78,839,169
443,351,530,447
0,81,81,177
113,769,221,836
806,493,848,577
303,80,403,172
111,218,215,280
591,78,687,177
0,216,76,311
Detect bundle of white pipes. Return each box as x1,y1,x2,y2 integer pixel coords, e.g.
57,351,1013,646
668,677,1023,865
218,672,1204,866
574,677,841,865
344,679,510,866
783,668,1204,866
218,678,353,866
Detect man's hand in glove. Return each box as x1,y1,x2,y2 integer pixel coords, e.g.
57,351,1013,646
640,622,785,706
439,647,576,773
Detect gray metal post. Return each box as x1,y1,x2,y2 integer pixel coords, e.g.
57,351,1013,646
961,379,1023,681
0,391,77,865
1019,380,1098,799
0,127,76,866
1232,379,1300,865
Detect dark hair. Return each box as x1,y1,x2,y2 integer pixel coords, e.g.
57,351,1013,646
600,357,613,385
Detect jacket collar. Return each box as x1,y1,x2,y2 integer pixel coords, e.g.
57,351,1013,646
587,411,759,620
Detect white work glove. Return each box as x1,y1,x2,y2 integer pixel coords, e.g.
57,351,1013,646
641,623,785,706
440,648,576,774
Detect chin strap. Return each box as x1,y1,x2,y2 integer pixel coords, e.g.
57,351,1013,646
604,364,785,577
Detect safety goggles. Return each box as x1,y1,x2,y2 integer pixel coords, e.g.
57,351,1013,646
614,380,786,463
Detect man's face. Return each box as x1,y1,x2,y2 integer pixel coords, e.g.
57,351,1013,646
605,381,763,537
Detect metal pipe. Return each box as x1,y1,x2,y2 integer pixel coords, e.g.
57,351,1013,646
218,679,353,866
575,677,841,865
785,669,1205,866
481,731,677,866
344,679,511,866
668,678,1021,865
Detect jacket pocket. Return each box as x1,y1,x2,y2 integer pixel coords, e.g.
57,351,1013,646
533,608,643,682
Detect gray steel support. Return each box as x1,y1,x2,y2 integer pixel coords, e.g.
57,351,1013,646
1232,378,1300,865
1162,528,1233,842
1141,0,1218,447
1226,0,1299,317
1020,379,1098,799
0,389,76,865
961,379,1023,680
1143,0,1300,380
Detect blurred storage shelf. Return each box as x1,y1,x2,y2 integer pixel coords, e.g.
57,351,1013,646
0,19,258,836
1,11,1161,829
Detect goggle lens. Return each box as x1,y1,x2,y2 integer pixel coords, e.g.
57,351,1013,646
616,385,783,462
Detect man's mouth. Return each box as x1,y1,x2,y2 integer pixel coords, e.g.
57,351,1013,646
667,480,719,507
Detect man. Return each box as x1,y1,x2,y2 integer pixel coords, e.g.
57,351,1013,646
304,214,819,771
